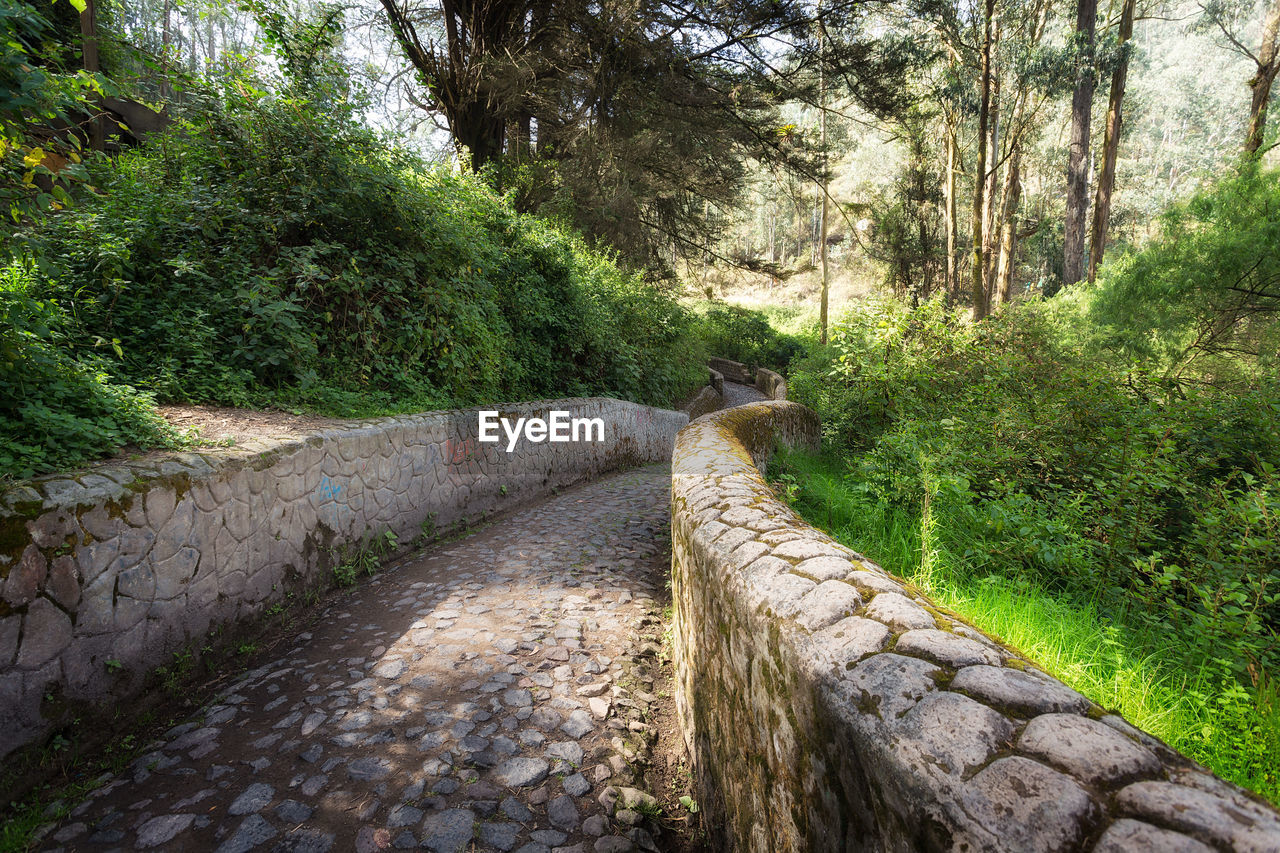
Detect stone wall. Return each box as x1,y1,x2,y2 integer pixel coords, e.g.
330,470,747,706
708,357,752,385
671,400,1280,853
683,385,725,421
0,398,687,760
754,367,787,400
709,367,725,396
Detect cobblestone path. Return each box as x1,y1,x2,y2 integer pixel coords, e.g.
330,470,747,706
40,466,678,853
719,381,766,408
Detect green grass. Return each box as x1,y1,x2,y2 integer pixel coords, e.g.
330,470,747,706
773,448,1280,805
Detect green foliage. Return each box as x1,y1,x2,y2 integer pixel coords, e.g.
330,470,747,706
776,447,1280,804
694,303,802,369
1091,163,1280,380
788,295,1280,801
0,1,106,228
0,271,177,479
1,82,704,478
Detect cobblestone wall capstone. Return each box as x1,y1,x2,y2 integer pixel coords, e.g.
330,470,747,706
754,367,786,400
0,398,687,760
670,399,1280,852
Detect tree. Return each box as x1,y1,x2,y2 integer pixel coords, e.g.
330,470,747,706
1246,0,1280,153
1061,0,1098,288
1088,0,1135,283
1198,0,1280,155
375,0,908,271
971,0,996,320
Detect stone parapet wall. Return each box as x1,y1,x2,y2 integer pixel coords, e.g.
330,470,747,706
0,398,687,760
670,400,1280,852
683,385,725,421
708,357,751,385
754,367,787,400
709,367,725,396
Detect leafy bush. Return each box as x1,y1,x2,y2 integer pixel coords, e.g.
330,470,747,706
694,303,803,370
7,84,703,456
789,295,1280,766
1090,163,1280,381
0,278,176,479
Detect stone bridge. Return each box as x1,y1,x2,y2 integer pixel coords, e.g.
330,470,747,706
4,380,1279,852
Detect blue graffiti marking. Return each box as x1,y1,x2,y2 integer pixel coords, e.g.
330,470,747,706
319,476,343,501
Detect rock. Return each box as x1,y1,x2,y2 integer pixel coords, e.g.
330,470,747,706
615,788,657,813
546,741,584,767
387,803,423,827
560,710,594,739
863,592,935,631
1018,713,1161,786
959,757,1099,852
951,665,1091,716
215,814,278,853
594,838,636,853
1116,781,1280,851
492,757,550,788
373,659,407,679
273,830,337,852
229,783,275,816
501,796,534,822
347,757,393,781
135,814,195,848
274,800,314,824
563,773,591,797
547,794,580,830
420,808,475,853
894,629,1000,668
478,822,521,851
1093,819,1214,853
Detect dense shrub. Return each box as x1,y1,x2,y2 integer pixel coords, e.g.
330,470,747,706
1090,163,1280,381
0,283,177,478
694,303,803,370
790,295,1280,696
1,85,705,478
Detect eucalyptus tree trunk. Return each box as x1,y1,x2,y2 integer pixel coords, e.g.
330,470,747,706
1061,0,1097,289
944,117,960,303
1088,0,1135,282
818,17,829,345
995,151,1022,307
971,0,996,321
983,69,1001,303
1245,0,1280,154
79,0,104,150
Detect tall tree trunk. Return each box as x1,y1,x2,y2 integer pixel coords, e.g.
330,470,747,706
983,69,1002,304
1062,0,1098,289
944,118,959,304
1088,0,1135,282
79,0,104,151
995,151,1023,307
1246,0,1280,154
818,18,830,345
161,0,172,98
971,0,996,322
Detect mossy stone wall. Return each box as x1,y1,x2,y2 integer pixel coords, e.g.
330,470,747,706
671,400,1280,852
0,398,687,759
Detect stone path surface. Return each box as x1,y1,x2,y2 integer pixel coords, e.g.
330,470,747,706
38,466,679,853
719,381,766,409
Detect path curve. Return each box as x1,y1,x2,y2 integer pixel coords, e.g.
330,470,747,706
39,466,675,853
718,381,767,409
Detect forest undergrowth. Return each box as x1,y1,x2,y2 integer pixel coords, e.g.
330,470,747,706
769,173,1280,801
